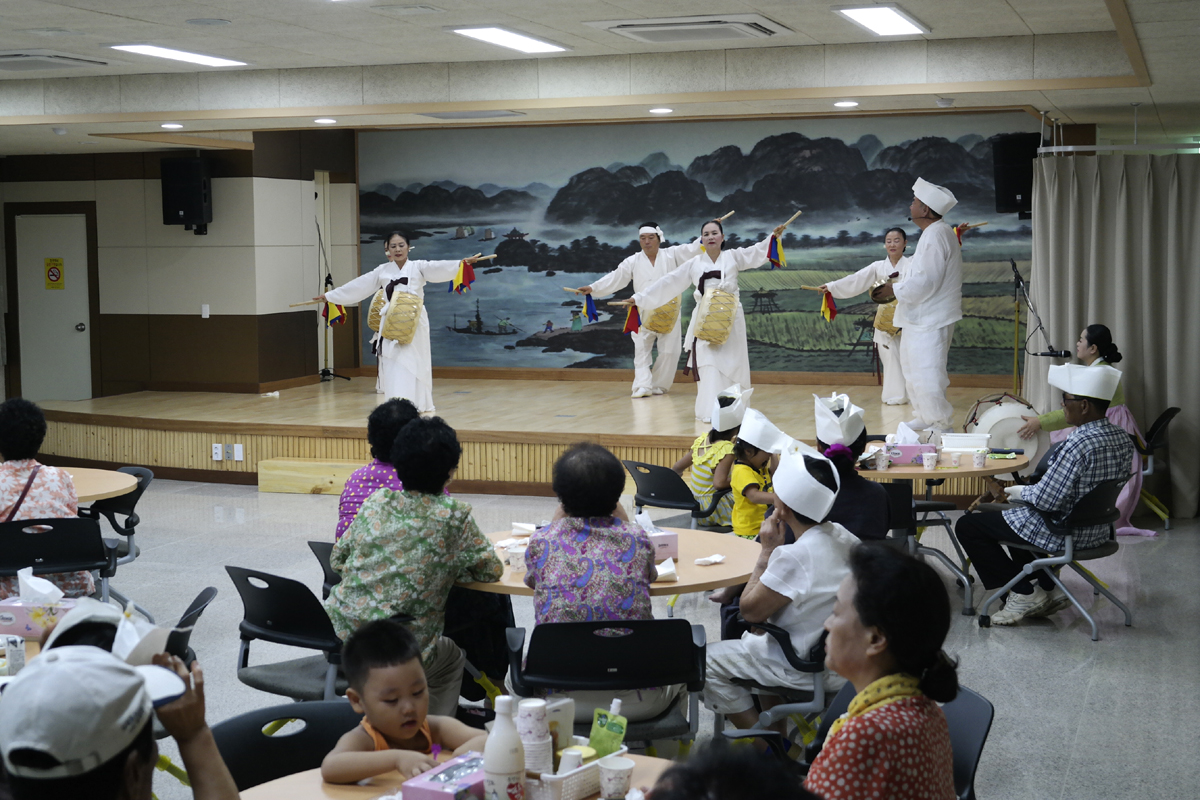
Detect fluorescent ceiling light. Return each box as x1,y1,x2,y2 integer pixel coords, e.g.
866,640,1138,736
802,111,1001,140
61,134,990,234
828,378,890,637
833,5,928,36
834,100,859,108
451,27,565,53
315,118,337,124
160,123,183,129
111,44,245,67
649,108,673,114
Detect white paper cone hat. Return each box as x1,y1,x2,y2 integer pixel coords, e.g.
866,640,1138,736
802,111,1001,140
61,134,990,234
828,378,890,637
913,177,958,216
712,384,753,432
737,409,791,454
773,441,840,520
1047,363,1122,401
813,393,866,445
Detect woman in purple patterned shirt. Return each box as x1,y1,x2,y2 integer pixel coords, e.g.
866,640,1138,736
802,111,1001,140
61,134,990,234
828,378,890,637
334,398,418,539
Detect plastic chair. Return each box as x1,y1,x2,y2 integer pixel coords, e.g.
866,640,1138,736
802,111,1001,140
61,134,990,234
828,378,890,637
211,700,363,791
880,482,975,615
1131,407,1180,529
165,586,218,666
507,619,706,746
79,466,155,621
621,460,732,530
942,686,995,800
307,540,342,599
978,477,1131,640
225,566,347,701
0,517,118,600
717,629,835,740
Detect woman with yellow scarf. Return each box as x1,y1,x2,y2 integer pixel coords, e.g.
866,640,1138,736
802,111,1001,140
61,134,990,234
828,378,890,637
806,545,958,800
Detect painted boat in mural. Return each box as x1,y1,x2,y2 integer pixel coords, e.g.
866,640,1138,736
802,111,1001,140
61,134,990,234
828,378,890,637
448,299,519,335
478,228,496,241
450,226,476,239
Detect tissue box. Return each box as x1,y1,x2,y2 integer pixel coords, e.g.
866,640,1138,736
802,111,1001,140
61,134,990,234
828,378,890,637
647,531,678,561
400,752,485,800
0,598,77,638
885,444,938,465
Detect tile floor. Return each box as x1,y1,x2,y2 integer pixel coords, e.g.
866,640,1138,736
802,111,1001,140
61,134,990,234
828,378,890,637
107,480,1193,800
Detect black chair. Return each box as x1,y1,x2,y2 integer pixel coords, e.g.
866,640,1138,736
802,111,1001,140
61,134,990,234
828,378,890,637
225,566,348,701
0,517,118,600
507,619,706,746
879,482,975,615
79,466,155,621
942,686,995,800
307,541,341,599
1131,406,1180,529
621,460,732,530
165,586,218,666
718,629,833,739
978,477,1131,640
211,700,363,791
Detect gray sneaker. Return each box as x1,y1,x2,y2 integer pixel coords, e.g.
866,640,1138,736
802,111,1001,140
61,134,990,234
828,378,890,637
991,585,1050,625
1027,587,1072,618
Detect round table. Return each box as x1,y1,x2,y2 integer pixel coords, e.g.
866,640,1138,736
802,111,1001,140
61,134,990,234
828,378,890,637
65,467,138,502
458,528,761,597
857,453,1029,480
240,756,674,800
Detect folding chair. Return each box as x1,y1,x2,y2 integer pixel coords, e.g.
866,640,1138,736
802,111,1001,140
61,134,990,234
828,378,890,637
0,517,117,600
621,460,732,530
79,466,155,621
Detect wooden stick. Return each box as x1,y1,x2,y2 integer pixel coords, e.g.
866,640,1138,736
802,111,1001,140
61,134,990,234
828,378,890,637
563,287,584,294
606,301,634,307
289,300,321,307
799,285,824,292
780,209,803,228
467,254,498,261
717,210,735,221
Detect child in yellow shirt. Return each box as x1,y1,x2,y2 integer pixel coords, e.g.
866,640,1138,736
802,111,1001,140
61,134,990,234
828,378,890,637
729,438,778,540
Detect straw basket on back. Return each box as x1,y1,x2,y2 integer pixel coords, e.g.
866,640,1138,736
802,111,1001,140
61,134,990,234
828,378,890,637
368,288,421,345
643,296,681,334
693,286,736,345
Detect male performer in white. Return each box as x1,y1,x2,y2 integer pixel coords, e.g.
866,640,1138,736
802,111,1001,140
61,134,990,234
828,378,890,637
872,179,963,431
576,222,703,398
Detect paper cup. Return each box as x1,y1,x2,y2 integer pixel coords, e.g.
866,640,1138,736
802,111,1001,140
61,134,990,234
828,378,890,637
598,755,635,800
506,544,527,572
922,452,938,470
522,734,554,775
557,747,584,774
516,698,549,739
874,450,890,471
950,452,962,467
972,450,988,469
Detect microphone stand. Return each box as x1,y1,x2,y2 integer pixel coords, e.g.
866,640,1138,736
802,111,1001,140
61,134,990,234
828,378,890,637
1010,259,1068,396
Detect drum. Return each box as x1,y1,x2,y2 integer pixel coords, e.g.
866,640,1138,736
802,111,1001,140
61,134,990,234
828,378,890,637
380,291,421,345
694,286,736,345
964,393,1049,477
367,288,386,333
873,299,900,336
643,296,680,334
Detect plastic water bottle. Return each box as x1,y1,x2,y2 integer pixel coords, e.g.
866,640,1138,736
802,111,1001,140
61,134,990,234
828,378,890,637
484,695,526,800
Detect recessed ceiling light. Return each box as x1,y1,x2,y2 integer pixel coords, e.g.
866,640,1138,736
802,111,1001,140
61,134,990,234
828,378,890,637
314,118,337,124
111,45,245,67
649,108,673,115
451,27,566,54
185,19,232,26
834,101,859,108
161,123,184,129
833,5,928,36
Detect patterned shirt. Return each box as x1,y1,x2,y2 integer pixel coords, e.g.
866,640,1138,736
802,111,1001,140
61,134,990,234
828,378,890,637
523,516,656,625
0,460,93,599
335,459,401,540
325,488,503,660
1003,418,1134,550
806,696,955,800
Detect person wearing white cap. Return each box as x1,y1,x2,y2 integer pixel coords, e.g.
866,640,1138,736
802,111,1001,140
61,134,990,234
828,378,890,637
0,645,239,800
955,363,1134,625
699,445,858,739
872,179,963,431
813,394,892,541
671,385,753,527
576,221,703,398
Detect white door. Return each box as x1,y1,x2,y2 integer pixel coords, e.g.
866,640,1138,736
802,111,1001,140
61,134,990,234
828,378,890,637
15,214,92,400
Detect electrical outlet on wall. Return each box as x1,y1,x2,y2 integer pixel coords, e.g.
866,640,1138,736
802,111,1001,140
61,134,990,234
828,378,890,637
224,444,234,460
211,443,222,461
233,444,244,462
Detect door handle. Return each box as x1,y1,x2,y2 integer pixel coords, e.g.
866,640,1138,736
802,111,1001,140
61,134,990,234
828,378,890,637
75,323,86,332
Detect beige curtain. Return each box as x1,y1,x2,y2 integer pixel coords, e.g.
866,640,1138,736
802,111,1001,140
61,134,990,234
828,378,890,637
1025,154,1200,519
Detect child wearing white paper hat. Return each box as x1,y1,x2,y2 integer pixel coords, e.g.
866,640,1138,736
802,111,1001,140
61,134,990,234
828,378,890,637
671,385,752,527
813,394,892,541
729,409,788,541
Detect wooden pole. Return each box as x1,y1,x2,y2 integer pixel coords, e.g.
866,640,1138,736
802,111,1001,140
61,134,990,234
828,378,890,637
717,210,735,221
289,300,321,307
780,209,803,228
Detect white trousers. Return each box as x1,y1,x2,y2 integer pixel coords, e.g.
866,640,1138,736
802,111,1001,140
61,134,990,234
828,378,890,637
631,327,681,393
700,639,845,716
898,323,956,429
875,328,907,404
694,365,743,422
378,355,435,413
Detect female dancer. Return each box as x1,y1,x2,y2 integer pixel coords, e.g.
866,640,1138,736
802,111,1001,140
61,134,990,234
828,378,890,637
316,231,483,413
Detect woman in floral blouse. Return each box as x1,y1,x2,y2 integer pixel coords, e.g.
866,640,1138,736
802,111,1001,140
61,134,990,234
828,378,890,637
0,398,93,599
334,398,419,539
325,416,503,716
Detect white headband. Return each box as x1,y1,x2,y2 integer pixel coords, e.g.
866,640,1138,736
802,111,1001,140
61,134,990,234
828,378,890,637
773,440,840,520
638,226,665,242
738,409,792,454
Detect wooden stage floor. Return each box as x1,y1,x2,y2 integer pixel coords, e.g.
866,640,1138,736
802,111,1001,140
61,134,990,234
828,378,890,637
41,377,1009,495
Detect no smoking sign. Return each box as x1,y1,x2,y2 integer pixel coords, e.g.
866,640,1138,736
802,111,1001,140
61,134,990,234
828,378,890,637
44,258,64,290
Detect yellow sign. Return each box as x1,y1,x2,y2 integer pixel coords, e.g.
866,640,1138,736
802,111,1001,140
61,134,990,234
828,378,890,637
44,258,64,290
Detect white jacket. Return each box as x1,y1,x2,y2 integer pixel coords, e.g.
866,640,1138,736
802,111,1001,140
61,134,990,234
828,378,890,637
892,220,962,331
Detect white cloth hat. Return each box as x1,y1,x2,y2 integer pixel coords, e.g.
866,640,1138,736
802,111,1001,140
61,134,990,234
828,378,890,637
913,177,958,216
773,441,840,520
0,646,185,779
1047,363,1122,401
43,598,171,666
712,384,753,432
814,393,866,445
42,597,123,651
738,409,791,454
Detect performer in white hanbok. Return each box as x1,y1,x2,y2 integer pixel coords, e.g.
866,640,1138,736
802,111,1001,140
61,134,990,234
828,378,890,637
576,222,703,398
315,231,483,413
820,227,911,405
621,218,788,423
872,179,963,431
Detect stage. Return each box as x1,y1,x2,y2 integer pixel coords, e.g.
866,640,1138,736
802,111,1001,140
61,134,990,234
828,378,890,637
41,375,1011,500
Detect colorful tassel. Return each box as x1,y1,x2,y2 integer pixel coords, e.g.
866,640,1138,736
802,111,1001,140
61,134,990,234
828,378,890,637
820,291,838,322
322,302,347,326
767,234,786,269
448,259,476,294
584,294,599,322
622,305,641,334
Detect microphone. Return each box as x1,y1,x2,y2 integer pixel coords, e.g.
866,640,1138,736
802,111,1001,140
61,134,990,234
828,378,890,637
1010,258,1022,284
1036,350,1071,358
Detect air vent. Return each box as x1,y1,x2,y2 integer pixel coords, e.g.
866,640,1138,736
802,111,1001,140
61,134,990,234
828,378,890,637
0,50,108,72
585,14,793,44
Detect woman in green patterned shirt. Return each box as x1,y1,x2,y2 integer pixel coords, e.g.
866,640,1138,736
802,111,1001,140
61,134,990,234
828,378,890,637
326,416,504,715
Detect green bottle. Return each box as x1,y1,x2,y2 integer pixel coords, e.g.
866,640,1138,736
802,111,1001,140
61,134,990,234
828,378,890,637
587,699,628,759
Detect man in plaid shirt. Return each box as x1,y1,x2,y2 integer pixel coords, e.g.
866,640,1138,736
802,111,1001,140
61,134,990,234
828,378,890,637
956,363,1133,625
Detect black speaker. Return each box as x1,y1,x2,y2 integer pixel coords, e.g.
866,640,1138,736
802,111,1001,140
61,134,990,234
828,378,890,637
161,157,212,234
992,133,1042,216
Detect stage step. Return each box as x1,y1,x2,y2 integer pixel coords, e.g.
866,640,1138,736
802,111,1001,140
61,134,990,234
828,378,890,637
258,458,362,495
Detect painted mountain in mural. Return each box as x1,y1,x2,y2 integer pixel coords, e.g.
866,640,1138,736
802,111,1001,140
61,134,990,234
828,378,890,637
544,167,720,225
361,184,539,218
